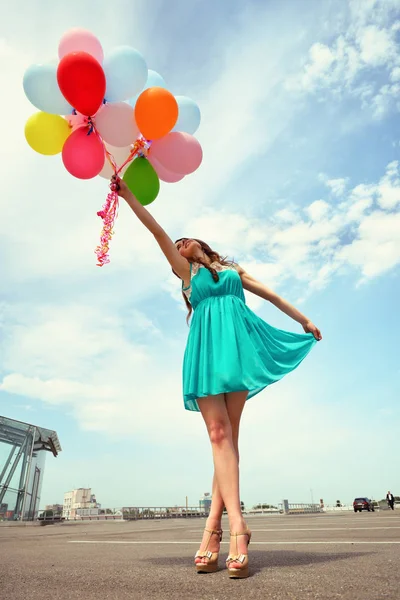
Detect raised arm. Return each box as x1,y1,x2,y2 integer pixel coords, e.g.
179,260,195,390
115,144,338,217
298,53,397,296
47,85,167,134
236,264,322,340
114,177,191,282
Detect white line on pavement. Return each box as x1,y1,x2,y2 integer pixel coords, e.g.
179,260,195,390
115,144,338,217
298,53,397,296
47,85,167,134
285,517,400,521
68,540,400,545
190,527,400,532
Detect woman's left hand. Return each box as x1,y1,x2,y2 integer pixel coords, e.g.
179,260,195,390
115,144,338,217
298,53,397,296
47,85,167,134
302,320,322,340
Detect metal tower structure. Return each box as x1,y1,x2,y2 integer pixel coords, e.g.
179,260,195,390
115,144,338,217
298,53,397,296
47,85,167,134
0,416,62,521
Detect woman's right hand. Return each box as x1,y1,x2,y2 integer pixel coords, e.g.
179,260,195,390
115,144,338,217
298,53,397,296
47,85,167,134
111,175,131,201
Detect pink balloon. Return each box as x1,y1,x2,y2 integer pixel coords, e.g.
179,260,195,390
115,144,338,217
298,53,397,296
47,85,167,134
95,102,139,147
65,104,104,132
62,127,105,179
148,156,184,183
59,28,104,64
150,132,202,175
65,111,86,131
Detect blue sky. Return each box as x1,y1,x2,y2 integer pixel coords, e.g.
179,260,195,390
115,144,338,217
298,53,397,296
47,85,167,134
0,0,399,510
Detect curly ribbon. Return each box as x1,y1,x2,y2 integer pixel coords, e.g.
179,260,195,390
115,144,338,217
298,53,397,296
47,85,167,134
94,187,119,266
94,135,150,267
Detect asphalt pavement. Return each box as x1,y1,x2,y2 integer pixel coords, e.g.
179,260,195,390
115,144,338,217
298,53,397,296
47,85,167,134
1,511,399,600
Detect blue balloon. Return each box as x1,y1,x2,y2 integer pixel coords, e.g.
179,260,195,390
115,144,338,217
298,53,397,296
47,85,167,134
23,63,73,115
146,70,167,89
128,70,167,108
173,96,201,135
104,46,148,102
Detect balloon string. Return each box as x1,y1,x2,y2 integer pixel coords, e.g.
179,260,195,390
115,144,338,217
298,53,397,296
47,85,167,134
94,133,150,267
94,187,119,267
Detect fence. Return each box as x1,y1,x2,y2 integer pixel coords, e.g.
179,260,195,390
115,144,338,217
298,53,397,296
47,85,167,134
279,502,322,515
38,506,209,522
39,502,332,523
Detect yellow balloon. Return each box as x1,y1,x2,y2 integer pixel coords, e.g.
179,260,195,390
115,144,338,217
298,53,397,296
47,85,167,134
25,112,71,156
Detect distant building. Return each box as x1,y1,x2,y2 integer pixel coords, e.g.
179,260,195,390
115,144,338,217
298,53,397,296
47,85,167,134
199,492,211,513
63,488,100,519
45,503,63,513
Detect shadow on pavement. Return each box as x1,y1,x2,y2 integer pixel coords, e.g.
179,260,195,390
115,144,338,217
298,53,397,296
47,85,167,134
249,550,374,574
141,549,373,575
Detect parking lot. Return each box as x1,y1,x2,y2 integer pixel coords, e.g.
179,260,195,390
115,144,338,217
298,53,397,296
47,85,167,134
1,511,399,600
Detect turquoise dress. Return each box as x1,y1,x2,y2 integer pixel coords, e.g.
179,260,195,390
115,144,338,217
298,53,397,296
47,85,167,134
182,262,317,412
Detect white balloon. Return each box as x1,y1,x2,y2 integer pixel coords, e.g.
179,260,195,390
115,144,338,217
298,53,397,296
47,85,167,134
99,144,133,179
95,102,139,147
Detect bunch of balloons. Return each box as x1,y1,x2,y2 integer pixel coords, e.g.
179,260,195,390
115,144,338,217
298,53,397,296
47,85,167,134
23,28,203,265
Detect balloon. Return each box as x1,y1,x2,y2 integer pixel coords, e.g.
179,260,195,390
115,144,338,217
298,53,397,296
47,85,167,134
62,128,105,179
123,157,160,205
173,96,201,135
99,144,133,179
65,111,87,131
59,28,104,64
148,156,184,183
95,102,139,147
104,46,147,102
150,132,202,175
25,112,71,155
23,63,73,115
145,70,167,90
135,87,178,140
57,52,106,116
128,70,167,107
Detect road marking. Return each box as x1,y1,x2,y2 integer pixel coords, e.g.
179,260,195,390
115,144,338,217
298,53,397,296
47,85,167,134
69,540,400,545
245,518,400,524
190,527,400,532
288,517,400,520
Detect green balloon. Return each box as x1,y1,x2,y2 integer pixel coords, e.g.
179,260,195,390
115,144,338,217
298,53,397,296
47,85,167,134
123,157,160,206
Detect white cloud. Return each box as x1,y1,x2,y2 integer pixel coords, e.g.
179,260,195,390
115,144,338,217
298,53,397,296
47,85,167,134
319,175,349,197
371,82,400,119
377,160,400,209
298,43,335,90
306,200,331,221
185,210,270,256
239,260,285,310
327,178,348,197
390,65,400,81
162,160,400,300
338,211,400,278
349,0,400,28
274,208,299,224
358,25,396,66
286,2,400,118
0,302,198,443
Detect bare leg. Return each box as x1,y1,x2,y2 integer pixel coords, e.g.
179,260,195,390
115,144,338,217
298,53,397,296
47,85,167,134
207,391,246,523
225,391,250,568
195,391,247,566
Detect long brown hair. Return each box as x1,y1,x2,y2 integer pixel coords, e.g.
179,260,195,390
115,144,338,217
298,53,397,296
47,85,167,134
174,238,234,323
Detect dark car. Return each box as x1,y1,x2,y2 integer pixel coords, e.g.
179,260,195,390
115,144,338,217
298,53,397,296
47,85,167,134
353,497,375,512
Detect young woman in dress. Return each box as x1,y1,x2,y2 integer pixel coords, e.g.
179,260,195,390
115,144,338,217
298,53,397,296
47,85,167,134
113,176,322,578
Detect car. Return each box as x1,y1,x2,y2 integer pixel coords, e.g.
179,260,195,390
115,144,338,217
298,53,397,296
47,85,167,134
353,497,375,512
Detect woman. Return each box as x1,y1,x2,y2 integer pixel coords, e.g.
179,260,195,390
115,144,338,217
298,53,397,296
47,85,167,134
113,176,322,578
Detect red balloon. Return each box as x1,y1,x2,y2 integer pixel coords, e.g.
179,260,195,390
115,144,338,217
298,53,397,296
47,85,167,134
57,51,106,116
62,127,105,179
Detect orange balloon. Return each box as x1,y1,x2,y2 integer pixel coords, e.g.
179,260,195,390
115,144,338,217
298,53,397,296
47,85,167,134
135,87,178,140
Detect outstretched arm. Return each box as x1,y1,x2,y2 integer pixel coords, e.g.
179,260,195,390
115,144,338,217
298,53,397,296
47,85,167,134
114,177,190,283
236,265,322,340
